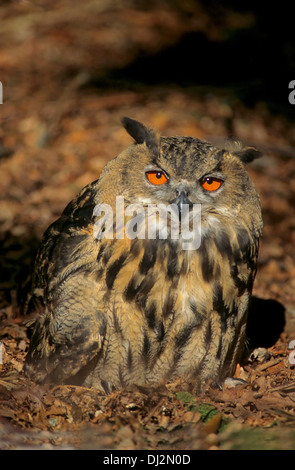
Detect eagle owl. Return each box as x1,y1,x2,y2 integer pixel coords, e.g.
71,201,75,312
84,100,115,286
24,117,263,393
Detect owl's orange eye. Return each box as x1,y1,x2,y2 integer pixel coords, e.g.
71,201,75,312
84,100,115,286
202,177,223,191
146,171,168,185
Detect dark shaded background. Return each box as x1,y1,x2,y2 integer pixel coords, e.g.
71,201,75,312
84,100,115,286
108,1,295,116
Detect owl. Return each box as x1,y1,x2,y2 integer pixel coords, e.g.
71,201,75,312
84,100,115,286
23,117,263,393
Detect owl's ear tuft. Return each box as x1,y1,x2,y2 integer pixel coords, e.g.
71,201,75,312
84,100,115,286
223,137,262,163
234,147,262,163
121,117,160,157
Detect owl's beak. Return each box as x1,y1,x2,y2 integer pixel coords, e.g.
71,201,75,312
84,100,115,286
171,190,193,218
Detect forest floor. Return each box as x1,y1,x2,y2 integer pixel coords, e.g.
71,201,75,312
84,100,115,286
0,0,295,450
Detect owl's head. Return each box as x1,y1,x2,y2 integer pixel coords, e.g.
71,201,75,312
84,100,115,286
97,117,262,242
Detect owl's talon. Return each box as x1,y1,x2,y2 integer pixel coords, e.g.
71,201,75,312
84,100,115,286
99,380,115,395
223,377,247,389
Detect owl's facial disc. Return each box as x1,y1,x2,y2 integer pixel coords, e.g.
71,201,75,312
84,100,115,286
145,166,195,210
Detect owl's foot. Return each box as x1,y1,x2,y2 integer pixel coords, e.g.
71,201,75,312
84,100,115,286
212,377,247,391
223,377,247,388
83,376,115,395
218,377,247,390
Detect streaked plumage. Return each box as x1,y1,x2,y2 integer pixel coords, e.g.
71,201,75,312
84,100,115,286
24,117,263,393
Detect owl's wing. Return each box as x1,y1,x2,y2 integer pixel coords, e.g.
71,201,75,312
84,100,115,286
24,179,100,314
24,179,106,384
24,303,106,384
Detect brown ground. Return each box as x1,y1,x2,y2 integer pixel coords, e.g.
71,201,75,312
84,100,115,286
0,0,295,450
